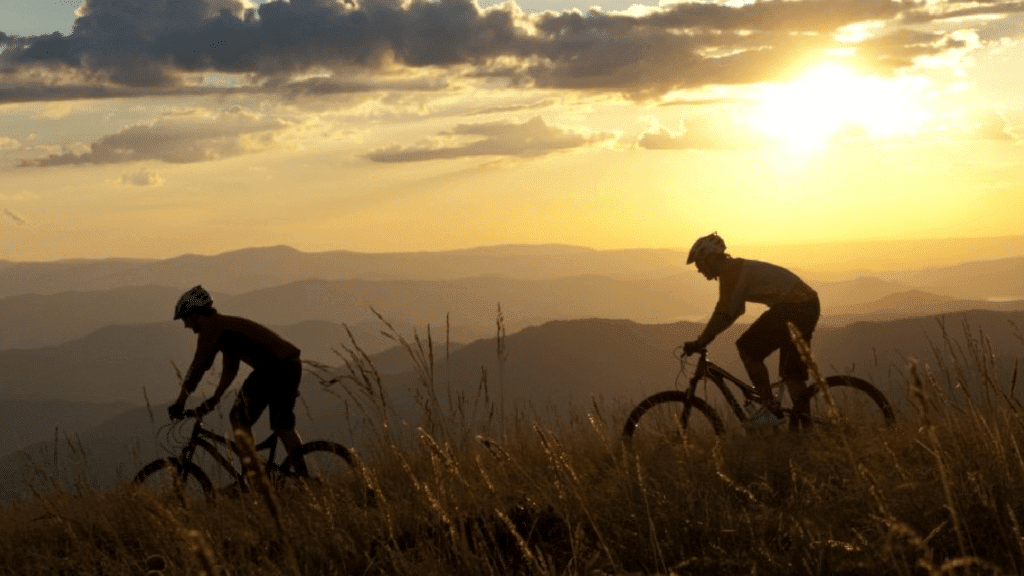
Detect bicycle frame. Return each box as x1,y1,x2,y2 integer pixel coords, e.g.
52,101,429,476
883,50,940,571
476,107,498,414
175,415,285,483
683,350,773,423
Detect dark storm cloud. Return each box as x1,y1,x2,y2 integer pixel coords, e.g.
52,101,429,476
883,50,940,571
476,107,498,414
19,110,288,166
0,0,1011,100
364,116,613,161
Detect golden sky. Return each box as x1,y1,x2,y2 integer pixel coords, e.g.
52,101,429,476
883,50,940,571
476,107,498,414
1,0,1023,267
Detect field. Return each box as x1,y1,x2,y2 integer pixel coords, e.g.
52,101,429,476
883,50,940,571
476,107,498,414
2,328,1023,576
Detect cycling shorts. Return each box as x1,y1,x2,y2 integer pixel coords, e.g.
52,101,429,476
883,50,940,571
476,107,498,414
735,296,820,382
230,358,302,431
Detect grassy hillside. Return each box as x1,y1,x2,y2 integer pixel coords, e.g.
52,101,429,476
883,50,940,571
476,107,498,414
2,327,1024,574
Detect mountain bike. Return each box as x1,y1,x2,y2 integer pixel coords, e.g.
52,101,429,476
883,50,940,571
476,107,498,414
133,408,359,500
622,348,895,447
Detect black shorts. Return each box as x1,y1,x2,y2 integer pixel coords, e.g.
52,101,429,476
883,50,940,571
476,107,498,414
230,358,302,431
735,297,820,381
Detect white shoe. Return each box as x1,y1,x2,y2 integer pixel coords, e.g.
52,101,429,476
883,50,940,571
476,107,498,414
743,406,783,429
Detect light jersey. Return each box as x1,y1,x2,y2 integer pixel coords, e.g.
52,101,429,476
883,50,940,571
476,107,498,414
184,314,301,387
714,258,817,320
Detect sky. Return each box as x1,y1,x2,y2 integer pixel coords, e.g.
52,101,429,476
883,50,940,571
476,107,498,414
1,0,1023,266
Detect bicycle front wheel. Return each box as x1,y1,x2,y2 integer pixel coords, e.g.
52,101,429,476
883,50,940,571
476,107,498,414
796,375,896,431
622,391,725,453
133,457,212,500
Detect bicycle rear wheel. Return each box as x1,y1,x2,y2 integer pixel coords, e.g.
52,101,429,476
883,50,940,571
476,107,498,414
622,391,725,453
795,375,895,431
133,457,212,500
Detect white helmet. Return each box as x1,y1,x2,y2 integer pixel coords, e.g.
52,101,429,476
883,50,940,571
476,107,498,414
174,285,213,320
686,233,726,265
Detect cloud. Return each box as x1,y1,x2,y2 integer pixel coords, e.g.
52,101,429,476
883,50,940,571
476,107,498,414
0,137,19,151
18,107,290,166
961,109,1020,141
2,209,26,226
637,114,764,150
0,0,1003,101
903,0,1024,24
119,167,166,186
0,191,38,201
364,116,614,162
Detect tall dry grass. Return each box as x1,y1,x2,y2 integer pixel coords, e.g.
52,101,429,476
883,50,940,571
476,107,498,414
2,316,1024,575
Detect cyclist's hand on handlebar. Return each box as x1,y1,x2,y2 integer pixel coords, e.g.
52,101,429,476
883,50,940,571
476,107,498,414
167,402,185,420
682,340,704,357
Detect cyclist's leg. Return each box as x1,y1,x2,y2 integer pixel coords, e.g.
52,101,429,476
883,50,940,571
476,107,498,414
736,313,785,416
230,372,270,475
778,298,820,422
268,358,307,475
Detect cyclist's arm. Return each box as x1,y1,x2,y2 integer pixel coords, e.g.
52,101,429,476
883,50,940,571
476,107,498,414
694,311,737,348
694,259,744,348
176,330,219,406
209,352,240,403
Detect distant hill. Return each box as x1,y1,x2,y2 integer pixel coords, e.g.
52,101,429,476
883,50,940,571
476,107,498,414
0,398,134,457
333,310,1024,429
0,245,692,297
0,319,422,405
815,276,912,310
225,275,708,336
0,275,711,350
0,270,994,353
877,257,1024,300
0,285,182,350
5,243,1024,302
823,290,1024,326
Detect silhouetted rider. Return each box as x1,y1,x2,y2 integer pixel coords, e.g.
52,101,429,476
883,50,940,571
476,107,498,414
168,285,306,465
682,233,820,426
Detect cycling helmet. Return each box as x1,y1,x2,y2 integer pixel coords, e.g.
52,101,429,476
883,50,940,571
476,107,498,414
686,232,726,265
173,285,213,320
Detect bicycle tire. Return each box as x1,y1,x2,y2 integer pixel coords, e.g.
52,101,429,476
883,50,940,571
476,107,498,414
133,457,213,499
280,441,359,483
622,391,726,445
796,375,896,430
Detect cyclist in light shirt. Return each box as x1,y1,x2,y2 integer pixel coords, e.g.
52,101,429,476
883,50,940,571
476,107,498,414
682,233,820,425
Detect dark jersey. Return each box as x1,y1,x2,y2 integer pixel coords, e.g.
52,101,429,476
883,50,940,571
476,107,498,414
183,314,300,390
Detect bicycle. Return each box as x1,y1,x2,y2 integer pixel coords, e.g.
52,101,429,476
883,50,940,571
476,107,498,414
133,408,359,500
622,348,895,447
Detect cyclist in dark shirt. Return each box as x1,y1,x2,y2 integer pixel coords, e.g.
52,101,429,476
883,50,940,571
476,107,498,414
168,285,305,463
682,233,820,427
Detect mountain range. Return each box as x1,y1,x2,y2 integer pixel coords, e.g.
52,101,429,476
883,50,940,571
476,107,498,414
4,242,1024,500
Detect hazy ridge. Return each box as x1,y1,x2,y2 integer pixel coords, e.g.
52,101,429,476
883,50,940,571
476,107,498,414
4,243,1024,501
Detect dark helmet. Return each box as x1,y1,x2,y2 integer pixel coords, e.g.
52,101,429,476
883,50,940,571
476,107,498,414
173,285,213,320
686,232,726,265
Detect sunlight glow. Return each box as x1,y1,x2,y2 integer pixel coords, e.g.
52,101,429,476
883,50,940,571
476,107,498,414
752,63,930,151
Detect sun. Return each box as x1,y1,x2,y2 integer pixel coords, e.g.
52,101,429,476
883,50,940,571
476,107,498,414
752,63,930,151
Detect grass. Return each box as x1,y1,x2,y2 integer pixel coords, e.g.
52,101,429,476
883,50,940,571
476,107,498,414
3,317,1024,575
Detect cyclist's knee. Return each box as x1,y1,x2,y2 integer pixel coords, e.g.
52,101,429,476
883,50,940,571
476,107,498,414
736,341,768,365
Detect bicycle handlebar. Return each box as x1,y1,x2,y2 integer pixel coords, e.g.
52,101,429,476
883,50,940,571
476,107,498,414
170,407,209,421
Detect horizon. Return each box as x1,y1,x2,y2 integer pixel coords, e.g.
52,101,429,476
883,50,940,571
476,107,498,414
2,0,1023,263
5,235,1024,279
